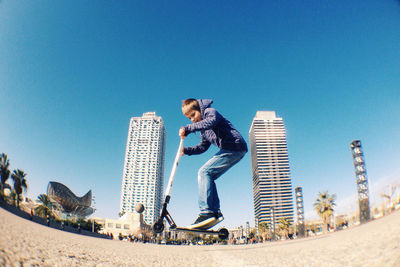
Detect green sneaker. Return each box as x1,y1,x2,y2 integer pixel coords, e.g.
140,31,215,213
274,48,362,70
187,212,224,230
205,211,224,229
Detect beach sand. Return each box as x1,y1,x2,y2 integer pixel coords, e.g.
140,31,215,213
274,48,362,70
1,207,399,266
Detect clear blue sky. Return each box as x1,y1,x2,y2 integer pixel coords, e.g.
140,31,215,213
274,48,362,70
1,1,399,228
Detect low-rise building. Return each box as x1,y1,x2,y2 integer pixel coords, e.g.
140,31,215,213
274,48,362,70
95,212,151,238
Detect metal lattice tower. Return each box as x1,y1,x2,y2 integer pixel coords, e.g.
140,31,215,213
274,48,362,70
350,140,371,223
245,221,250,238
295,187,305,237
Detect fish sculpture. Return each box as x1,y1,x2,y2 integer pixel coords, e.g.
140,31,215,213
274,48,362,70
47,181,94,217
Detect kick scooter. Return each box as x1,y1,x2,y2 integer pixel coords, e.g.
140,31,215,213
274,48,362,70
152,138,229,240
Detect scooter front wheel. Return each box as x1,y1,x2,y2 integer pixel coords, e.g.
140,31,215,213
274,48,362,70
152,221,164,233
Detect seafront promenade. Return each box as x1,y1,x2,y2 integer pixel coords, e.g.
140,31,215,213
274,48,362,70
1,207,399,266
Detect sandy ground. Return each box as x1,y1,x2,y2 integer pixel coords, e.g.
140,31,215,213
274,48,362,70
1,207,399,267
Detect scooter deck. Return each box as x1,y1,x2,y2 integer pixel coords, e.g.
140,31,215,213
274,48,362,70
171,227,229,240
173,227,219,234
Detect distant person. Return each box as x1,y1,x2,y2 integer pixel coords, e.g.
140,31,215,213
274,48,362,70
179,99,247,229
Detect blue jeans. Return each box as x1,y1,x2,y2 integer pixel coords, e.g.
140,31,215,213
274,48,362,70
198,149,246,214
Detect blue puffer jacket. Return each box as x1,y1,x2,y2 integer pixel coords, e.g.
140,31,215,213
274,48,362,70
183,99,248,155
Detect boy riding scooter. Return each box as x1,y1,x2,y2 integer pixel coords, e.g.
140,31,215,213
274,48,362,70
179,99,247,230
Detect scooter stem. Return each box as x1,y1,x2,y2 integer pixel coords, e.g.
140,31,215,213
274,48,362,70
164,138,184,199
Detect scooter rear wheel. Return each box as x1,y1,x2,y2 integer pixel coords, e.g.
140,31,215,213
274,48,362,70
218,228,229,240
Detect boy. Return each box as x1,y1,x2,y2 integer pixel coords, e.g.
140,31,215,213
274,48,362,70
179,99,247,230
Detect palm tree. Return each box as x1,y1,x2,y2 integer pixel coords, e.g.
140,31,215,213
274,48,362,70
11,169,27,208
8,189,18,206
277,217,291,239
35,194,53,218
0,153,11,198
381,185,396,212
258,222,270,242
313,191,336,232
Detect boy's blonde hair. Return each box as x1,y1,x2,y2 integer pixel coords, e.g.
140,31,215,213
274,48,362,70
182,99,200,115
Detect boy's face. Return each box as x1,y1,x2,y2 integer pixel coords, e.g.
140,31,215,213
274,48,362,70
183,109,202,123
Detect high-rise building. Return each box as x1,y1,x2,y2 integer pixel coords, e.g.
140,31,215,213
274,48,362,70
249,111,294,228
120,112,166,225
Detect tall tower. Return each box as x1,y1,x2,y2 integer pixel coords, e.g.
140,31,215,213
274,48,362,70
350,140,371,223
249,111,294,229
120,112,166,225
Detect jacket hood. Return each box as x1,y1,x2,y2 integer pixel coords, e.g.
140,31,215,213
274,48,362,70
197,99,213,115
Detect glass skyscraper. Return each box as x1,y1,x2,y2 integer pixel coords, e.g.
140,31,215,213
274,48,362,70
249,111,294,228
120,112,166,225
